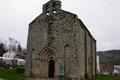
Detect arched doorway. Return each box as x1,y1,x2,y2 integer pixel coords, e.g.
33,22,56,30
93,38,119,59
40,47,56,78
48,59,55,78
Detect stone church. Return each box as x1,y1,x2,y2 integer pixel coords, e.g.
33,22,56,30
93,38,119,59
25,0,96,80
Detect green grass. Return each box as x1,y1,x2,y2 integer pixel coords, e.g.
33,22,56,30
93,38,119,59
0,68,26,80
0,69,120,80
88,75,120,80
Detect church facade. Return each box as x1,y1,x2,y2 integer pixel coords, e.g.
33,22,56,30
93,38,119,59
25,0,96,80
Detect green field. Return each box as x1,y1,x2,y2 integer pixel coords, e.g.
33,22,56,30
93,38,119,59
0,68,120,80
0,69,25,80
88,75,120,80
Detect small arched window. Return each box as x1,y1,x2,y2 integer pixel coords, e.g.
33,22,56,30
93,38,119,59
64,44,70,54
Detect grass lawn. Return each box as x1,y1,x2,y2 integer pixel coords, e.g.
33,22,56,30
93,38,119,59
0,68,120,80
0,68,26,80
88,75,120,80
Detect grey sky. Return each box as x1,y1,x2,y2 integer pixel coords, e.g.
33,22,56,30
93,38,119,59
0,0,120,51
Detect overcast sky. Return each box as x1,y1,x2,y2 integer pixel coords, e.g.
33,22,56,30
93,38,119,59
0,0,120,51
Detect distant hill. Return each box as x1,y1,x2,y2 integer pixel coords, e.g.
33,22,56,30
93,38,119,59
97,50,120,65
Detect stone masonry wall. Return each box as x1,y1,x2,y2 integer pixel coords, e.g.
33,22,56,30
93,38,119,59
25,0,96,79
